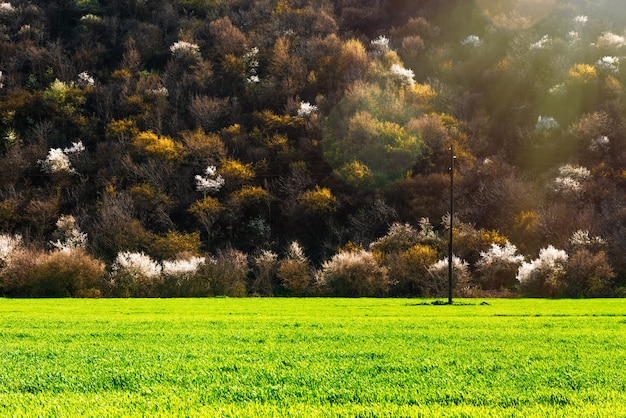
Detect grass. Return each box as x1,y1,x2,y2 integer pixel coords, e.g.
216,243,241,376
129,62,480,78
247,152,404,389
0,298,625,417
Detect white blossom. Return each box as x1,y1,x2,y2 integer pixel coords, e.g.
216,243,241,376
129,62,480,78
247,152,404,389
589,135,610,153
548,83,567,96
570,230,606,249
195,165,225,194
285,241,306,262
596,32,626,48
530,35,550,50
0,233,21,267
63,141,85,154
428,256,469,285
170,41,201,59
371,35,390,55
0,70,4,89
80,14,103,23
573,15,588,25
595,56,619,73
50,215,88,252
77,71,95,87
461,35,482,47
0,2,15,13
516,245,568,284
477,242,524,270
390,63,415,87
39,148,74,174
553,176,582,194
297,101,318,118
111,251,162,279
163,256,206,277
535,116,560,133
558,164,590,180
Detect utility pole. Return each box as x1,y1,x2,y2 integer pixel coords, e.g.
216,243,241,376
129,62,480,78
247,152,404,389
448,145,455,305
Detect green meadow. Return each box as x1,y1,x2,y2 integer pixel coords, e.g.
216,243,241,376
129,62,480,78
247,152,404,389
0,298,625,417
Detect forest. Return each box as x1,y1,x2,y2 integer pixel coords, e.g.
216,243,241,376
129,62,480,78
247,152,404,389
0,0,625,298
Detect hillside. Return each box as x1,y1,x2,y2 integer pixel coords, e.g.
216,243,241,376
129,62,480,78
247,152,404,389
0,0,625,297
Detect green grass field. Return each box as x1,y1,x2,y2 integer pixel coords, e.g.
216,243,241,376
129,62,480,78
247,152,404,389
0,298,625,417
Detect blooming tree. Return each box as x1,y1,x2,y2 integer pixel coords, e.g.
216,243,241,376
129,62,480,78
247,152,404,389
390,63,415,87
427,256,470,297
595,56,619,74
535,116,560,133
170,40,201,60
461,35,482,47
110,251,163,297
476,242,524,290
195,165,225,194
50,215,88,252
517,245,568,296
297,101,318,118
0,233,21,268
39,141,85,174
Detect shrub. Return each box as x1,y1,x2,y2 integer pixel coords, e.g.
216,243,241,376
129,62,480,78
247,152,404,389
277,242,311,296
564,249,615,297
426,256,471,297
387,244,438,297
161,254,207,297
201,248,248,297
517,246,568,297
475,242,524,290
251,250,278,296
317,249,390,297
0,248,105,297
109,251,163,297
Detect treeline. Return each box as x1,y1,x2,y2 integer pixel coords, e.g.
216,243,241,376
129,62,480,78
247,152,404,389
0,0,625,297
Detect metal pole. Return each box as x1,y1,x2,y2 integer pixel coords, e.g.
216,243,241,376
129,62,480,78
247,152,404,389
448,145,454,305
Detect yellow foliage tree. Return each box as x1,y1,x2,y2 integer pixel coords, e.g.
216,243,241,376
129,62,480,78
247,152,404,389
299,185,337,214
132,131,185,161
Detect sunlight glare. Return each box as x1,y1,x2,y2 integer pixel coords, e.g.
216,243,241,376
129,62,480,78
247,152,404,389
475,0,557,29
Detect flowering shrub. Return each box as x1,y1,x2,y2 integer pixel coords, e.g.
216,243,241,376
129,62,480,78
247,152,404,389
589,135,610,153
50,215,88,252
573,15,588,25
38,141,85,175
370,222,420,256
0,2,14,13
161,255,207,297
475,242,524,290
317,249,390,297
461,35,482,47
535,116,560,134
297,101,318,118
426,256,470,297
595,56,619,74
195,165,225,194
596,32,626,48
389,63,415,87
109,251,163,297
517,246,568,297
39,149,73,174
0,233,21,268
77,71,95,87
170,40,201,60
370,35,390,56
530,35,550,50
570,229,606,250
552,164,591,196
